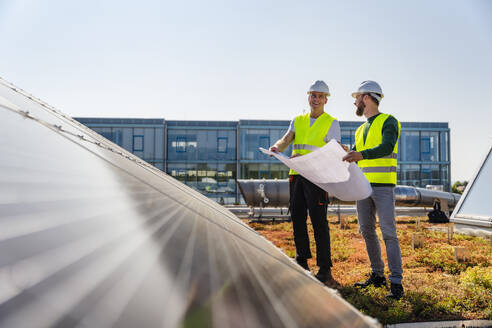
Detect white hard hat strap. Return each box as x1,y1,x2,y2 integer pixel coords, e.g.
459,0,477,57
369,93,382,102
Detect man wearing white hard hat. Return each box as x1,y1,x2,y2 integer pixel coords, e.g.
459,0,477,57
269,80,341,287
342,80,404,300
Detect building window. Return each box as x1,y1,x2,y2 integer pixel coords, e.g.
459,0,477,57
421,137,430,155
217,171,228,185
100,131,113,142
177,169,186,182
441,165,450,191
400,164,420,187
133,135,144,152
176,136,186,153
186,165,198,189
259,136,270,149
421,164,440,187
114,130,123,146
259,163,270,179
401,131,420,161
270,163,289,179
241,163,258,179
421,132,439,162
440,131,448,161
217,137,228,153
397,138,402,161
341,130,353,149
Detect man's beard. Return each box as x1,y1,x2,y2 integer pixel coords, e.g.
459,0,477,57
356,102,365,117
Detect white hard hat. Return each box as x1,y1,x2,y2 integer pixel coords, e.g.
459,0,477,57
308,80,330,96
351,80,384,102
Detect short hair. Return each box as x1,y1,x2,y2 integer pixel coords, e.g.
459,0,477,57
367,93,380,106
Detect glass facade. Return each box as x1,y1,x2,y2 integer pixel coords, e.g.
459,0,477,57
167,127,236,161
239,120,293,181
166,121,237,204
395,122,450,190
74,118,165,170
75,118,451,204
400,131,420,161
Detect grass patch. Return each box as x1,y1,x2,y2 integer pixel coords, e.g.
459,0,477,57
245,215,492,324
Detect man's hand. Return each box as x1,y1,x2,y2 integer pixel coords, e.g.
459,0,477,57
337,141,349,152
342,151,363,163
269,131,294,156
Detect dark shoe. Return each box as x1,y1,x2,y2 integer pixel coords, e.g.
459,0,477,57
386,283,404,300
353,272,387,288
296,258,309,270
316,268,340,289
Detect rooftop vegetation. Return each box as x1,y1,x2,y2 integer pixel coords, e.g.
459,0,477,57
246,216,492,325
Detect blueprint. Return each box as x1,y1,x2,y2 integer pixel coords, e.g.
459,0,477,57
260,140,372,201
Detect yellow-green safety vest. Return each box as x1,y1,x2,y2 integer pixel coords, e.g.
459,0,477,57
355,113,401,184
289,112,336,175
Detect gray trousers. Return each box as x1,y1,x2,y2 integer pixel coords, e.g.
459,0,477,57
356,186,403,284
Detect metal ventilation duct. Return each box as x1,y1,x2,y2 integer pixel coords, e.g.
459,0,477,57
237,179,460,209
0,77,378,328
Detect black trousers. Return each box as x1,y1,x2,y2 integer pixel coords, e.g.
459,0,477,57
289,175,332,269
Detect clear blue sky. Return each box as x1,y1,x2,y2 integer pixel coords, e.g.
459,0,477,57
1,0,491,182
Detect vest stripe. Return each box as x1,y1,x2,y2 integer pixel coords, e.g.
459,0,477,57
383,153,398,159
362,166,397,173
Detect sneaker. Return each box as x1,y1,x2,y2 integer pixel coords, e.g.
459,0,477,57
296,258,309,270
353,272,387,288
315,268,340,289
386,283,404,300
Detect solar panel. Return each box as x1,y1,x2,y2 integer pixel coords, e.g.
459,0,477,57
451,141,492,233
0,77,378,328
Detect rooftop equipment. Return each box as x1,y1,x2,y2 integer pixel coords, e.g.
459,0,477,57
237,179,460,222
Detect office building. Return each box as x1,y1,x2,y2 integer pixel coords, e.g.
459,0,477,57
75,118,451,204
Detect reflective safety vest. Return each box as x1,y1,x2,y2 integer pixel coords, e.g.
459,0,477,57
289,112,335,175
355,113,401,184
